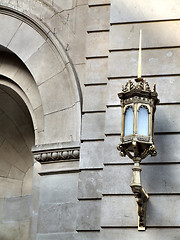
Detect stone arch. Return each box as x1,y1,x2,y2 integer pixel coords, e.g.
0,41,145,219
0,8,82,145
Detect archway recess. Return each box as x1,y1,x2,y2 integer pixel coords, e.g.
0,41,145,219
0,8,82,145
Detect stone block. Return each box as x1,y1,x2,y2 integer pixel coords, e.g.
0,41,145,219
102,165,132,194
110,0,180,23
39,173,78,203
77,200,101,230
102,196,180,227
0,198,4,221
8,22,45,62
26,42,64,85
89,0,110,4
155,105,180,132
103,164,180,194
80,141,104,169
37,233,77,240
101,228,180,240
8,166,25,181
53,0,74,10
4,195,31,221
22,166,33,196
85,58,108,84
108,49,180,78
101,196,137,226
44,103,80,144
107,77,180,106
105,107,121,134
81,113,105,140
37,202,77,233
86,32,109,57
88,6,110,31
0,222,19,240
0,177,21,198
0,14,22,47
110,22,180,50
104,135,131,164
75,232,100,240
83,85,107,111
78,170,102,198
19,221,30,240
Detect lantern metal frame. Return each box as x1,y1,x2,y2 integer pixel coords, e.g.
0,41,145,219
117,77,159,231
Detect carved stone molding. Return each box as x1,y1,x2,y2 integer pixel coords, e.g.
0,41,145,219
32,142,80,163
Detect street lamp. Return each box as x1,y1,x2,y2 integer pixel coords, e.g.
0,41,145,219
117,30,159,231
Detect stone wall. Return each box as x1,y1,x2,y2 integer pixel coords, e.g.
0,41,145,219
0,0,179,239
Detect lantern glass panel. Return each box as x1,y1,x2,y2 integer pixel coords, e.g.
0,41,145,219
138,106,149,136
124,107,133,136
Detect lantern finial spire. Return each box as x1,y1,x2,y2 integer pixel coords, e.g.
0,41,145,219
136,29,143,82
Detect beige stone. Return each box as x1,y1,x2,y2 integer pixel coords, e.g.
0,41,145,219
108,49,180,78
19,221,30,240
0,14,22,47
102,228,180,240
8,22,45,62
110,0,180,23
80,141,104,169
88,6,110,31
0,177,22,198
26,42,64,85
81,113,105,140
83,85,107,111
89,0,110,5
0,222,19,240
22,166,33,196
110,22,180,50
8,166,25,181
86,32,109,57
85,58,108,84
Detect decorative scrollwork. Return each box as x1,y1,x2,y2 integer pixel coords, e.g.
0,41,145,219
34,148,80,163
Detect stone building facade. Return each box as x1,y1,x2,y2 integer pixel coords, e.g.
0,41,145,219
0,0,179,239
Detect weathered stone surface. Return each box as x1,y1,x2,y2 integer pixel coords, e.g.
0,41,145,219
0,222,19,240
0,198,4,221
22,166,33,196
26,42,64,85
88,6,110,31
37,233,77,240
86,32,109,57
78,170,102,198
19,221,30,240
53,0,74,10
101,228,180,240
38,203,77,233
107,77,180,106
80,141,104,169
44,104,80,143
101,196,137,226
85,58,108,84
105,107,121,134
75,232,100,240
8,166,25,181
82,113,105,140
102,196,180,226
108,49,180,78
103,164,180,194
110,21,180,50
83,85,107,111
4,195,32,221
8,22,45,62
155,105,180,132
89,0,110,4
77,200,101,230
40,173,78,203
110,0,180,23
0,14,22,47
0,177,22,198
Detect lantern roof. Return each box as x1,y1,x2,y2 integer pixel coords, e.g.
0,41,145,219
118,78,159,105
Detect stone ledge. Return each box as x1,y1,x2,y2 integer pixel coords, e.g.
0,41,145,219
32,142,80,163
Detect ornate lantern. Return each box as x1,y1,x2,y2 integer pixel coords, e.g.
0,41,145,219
117,31,159,231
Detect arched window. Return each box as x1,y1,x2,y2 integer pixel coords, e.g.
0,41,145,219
124,106,133,136
138,106,149,136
